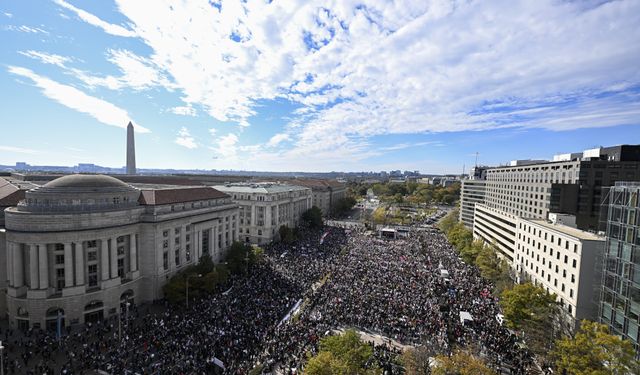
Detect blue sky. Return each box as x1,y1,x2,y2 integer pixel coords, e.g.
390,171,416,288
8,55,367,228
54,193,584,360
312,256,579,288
1,0,639,173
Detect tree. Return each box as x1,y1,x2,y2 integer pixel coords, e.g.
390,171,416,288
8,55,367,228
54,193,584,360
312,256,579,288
195,254,214,275
401,346,432,375
437,209,459,234
554,320,640,375
500,282,557,330
302,206,323,228
305,330,379,375
459,240,484,265
279,225,296,243
446,223,473,253
432,350,496,375
225,241,253,275
372,207,387,225
475,243,512,293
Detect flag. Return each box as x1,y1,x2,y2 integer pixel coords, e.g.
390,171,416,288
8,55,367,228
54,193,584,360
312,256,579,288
56,310,63,341
213,357,225,370
319,230,330,244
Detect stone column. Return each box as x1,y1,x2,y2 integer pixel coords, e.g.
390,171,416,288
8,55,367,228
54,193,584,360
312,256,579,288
74,242,85,285
7,242,14,287
168,230,176,270
180,226,187,265
38,244,48,290
101,239,110,281
14,243,24,287
64,243,74,288
29,244,38,289
129,234,137,272
211,225,217,258
110,237,118,279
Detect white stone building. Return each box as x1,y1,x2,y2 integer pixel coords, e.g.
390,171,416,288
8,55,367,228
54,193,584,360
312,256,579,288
290,179,346,217
213,183,312,244
2,174,238,330
515,215,605,330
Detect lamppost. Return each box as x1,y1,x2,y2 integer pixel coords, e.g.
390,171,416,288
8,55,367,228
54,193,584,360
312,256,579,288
0,340,4,375
186,274,202,309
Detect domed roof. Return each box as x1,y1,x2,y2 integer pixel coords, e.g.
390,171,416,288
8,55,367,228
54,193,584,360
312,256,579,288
43,174,130,189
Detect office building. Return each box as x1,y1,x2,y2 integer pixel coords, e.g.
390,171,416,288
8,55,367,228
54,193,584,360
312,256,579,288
213,182,312,244
599,182,640,352
459,179,486,229
290,179,346,217
2,174,238,329
515,213,605,330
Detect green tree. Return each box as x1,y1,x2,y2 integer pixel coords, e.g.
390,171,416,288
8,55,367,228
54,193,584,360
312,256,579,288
554,320,640,375
195,254,214,275
475,243,512,294
305,330,379,375
432,350,496,375
302,206,323,228
446,223,473,253
225,241,253,275
437,209,459,234
500,282,557,330
279,225,295,243
459,239,484,265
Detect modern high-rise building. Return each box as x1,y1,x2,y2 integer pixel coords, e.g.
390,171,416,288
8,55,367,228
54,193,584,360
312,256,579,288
126,121,136,175
470,145,640,261
459,180,486,229
599,182,640,352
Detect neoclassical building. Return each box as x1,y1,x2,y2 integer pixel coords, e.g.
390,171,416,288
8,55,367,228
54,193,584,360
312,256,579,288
213,182,312,244
3,174,238,330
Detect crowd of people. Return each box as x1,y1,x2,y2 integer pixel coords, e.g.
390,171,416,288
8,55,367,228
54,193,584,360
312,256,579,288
0,216,534,374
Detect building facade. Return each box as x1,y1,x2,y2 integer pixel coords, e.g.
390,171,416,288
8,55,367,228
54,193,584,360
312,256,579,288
291,179,346,217
472,203,518,262
459,180,486,229
515,215,605,330
213,183,312,244
599,182,640,352
2,174,238,329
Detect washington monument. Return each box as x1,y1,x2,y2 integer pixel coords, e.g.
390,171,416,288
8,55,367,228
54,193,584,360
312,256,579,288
126,121,136,174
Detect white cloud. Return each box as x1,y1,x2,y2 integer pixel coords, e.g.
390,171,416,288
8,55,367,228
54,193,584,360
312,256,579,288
211,133,239,160
208,128,217,136
19,50,72,67
169,106,196,116
8,66,149,133
4,12,13,18
266,133,290,147
5,25,48,34
54,0,136,37
174,127,198,149
45,0,640,167
0,146,39,154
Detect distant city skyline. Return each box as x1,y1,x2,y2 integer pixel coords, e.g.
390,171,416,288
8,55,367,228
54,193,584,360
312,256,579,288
1,1,639,174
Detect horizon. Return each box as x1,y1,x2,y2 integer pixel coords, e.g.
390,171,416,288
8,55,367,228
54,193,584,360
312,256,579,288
2,1,640,174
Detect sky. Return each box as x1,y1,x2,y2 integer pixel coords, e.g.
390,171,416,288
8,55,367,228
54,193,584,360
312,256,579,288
1,0,639,174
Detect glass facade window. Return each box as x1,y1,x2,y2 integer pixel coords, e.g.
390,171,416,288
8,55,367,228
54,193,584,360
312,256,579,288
599,185,640,354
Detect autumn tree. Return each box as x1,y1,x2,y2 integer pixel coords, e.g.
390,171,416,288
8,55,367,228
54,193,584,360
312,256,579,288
554,320,640,375
401,346,432,375
305,330,379,375
500,282,560,361
432,350,496,375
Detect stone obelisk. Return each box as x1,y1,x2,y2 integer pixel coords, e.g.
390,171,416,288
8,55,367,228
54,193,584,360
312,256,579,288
126,121,136,175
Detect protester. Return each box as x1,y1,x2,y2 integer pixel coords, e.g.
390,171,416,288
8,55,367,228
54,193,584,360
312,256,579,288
1,212,532,374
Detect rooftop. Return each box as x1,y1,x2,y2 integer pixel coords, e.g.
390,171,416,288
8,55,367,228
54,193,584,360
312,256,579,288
139,186,229,205
214,182,310,194
527,219,604,241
